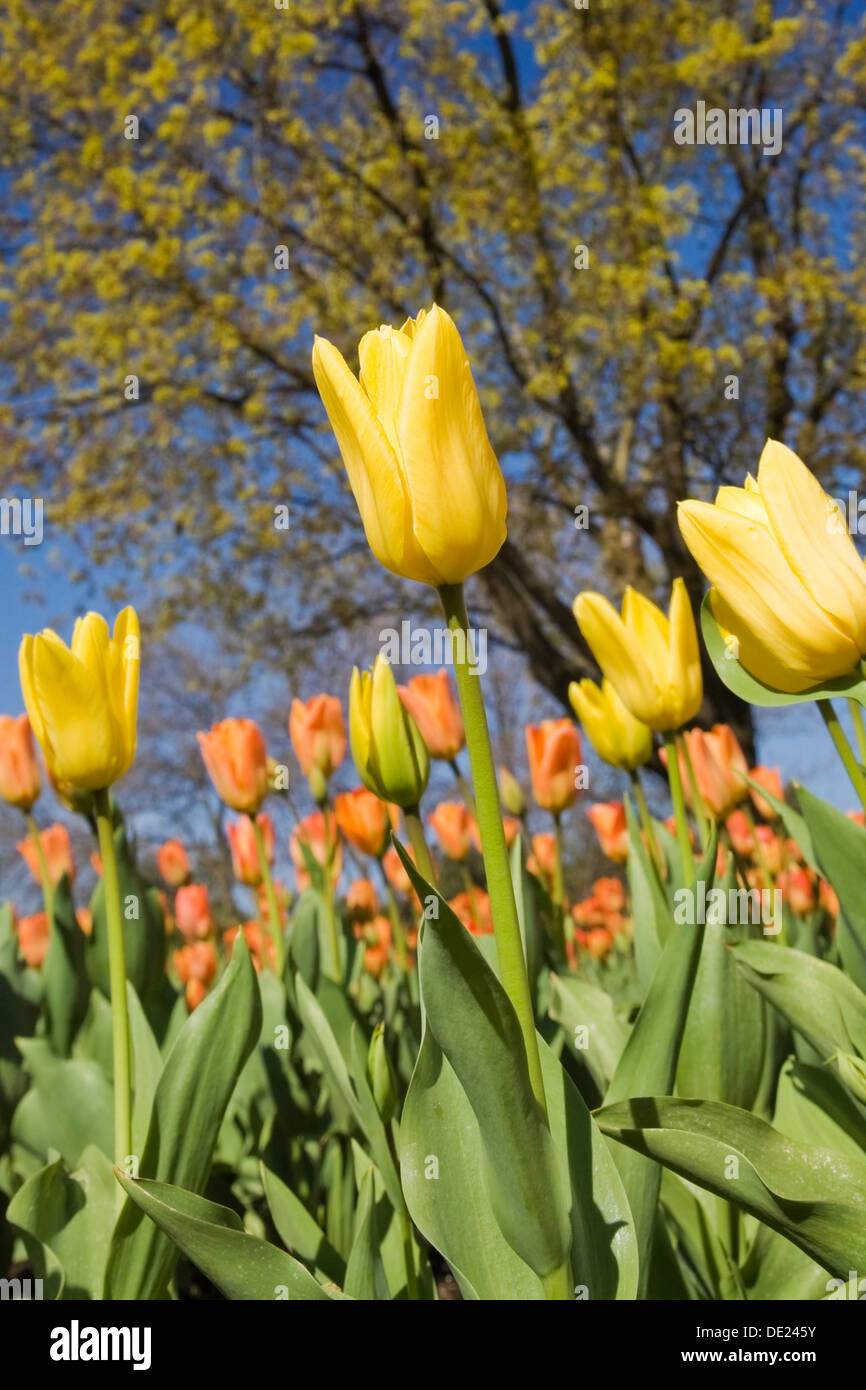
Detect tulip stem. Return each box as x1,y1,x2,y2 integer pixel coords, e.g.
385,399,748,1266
663,732,695,887
25,813,54,923
404,806,437,886
550,813,568,963
849,699,866,766
438,582,548,1120
317,807,343,981
629,771,663,878
381,866,408,971
94,789,131,1204
252,817,286,978
678,733,710,851
819,700,866,817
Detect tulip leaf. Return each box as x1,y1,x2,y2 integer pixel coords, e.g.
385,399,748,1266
659,1170,744,1300
104,934,262,1298
11,1042,114,1168
739,774,818,872
624,793,665,987
510,834,541,998
260,1161,346,1287
729,940,866,1069
343,1164,389,1300
400,1025,546,1299
127,981,163,1158
595,1095,866,1278
701,593,866,708
7,1145,117,1300
396,841,571,1281
114,1173,336,1300
676,861,767,1111
294,973,364,1131
796,786,866,992
42,873,89,1057
347,1022,404,1215
548,972,630,1095
602,828,717,1297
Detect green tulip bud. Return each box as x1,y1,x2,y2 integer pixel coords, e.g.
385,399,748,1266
367,1022,398,1124
349,656,430,808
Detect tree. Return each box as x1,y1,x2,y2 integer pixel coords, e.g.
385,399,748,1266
2,0,866,768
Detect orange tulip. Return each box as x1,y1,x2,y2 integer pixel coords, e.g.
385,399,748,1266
175,884,212,940
428,801,474,861
662,725,748,820
17,822,76,888
289,694,346,779
290,810,342,892
156,838,190,888
593,877,625,914
448,889,493,936
17,911,50,968
779,867,815,916
334,788,395,857
528,832,556,887
173,940,218,984
346,877,380,922
383,844,418,902
576,927,614,960
526,719,581,813
755,824,784,877
0,714,41,811
397,670,465,761
749,765,783,820
226,813,274,886
224,920,276,974
197,718,269,815
725,809,755,857
586,802,629,863
819,879,839,919
76,907,93,937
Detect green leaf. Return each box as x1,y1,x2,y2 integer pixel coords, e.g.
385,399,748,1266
11,1043,114,1168
397,843,571,1281
7,1145,117,1300
596,1094,866,1278
730,941,866,1067
797,786,866,992
127,982,162,1159
701,594,866,708
104,934,262,1299
510,834,541,999
676,861,767,1110
548,973,629,1095
602,829,717,1296
115,1173,336,1300
260,1161,346,1287
739,774,818,873
294,973,363,1130
399,1025,546,1300
343,1164,389,1300
42,873,89,1056
659,1170,744,1300
624,793,665,986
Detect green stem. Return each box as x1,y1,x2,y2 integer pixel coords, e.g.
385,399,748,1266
630,771,663,878
819,700,866,816
849,698,866,766
438,582,548,1119
94,789,131,1202
404,805,437,886
25,813,54,922
252,816,286,977
550,813,567,962
678,732,710,851
663,731,695,887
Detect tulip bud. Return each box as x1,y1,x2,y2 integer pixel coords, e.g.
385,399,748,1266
0,714,41,811
349,656,430,808
498,766,526,818
367,1023,398,1124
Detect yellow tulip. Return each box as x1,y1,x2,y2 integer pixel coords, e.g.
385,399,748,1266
568,677,653,771
573,580,702,732
677,440,866,693
312,305,507,585
19,608,140,791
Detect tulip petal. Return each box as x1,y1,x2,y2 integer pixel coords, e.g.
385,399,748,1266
574,592,659,726
313,337,440,585
357,326,413,454
678,499,860,689
757,439,866,651
30,633,115,788
395,305,507,584
668,578,703,724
